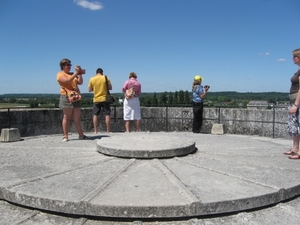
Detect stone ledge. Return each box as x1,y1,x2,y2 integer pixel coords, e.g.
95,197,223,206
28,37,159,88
0,128,21,142
211,124,224,135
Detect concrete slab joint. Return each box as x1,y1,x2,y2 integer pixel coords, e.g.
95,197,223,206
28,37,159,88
0,128,21,142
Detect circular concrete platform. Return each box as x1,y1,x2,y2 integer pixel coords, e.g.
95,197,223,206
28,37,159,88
0,132,299,219
97,132,196,158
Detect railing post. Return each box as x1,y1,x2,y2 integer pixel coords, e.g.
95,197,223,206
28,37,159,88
218,106,221,124
113,104,117,122
8,108,11,129
272,105,275,138
166,106,169,132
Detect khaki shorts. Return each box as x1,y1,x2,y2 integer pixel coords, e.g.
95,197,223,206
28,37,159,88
289,92,298,98
59,95,81,109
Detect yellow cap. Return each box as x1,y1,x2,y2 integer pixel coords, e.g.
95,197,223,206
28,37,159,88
194,75,203,80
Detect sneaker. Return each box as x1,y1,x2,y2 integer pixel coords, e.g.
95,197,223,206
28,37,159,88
62,137,69,142
78,135,90,140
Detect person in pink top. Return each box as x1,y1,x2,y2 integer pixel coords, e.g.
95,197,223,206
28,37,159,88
122,72,142,132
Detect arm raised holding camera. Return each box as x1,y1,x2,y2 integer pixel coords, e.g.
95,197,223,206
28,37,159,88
75,65,85,85
200,85,210,98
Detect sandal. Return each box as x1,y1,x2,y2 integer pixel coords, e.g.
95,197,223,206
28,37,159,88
78,135,90,140
283,149,297,155
62,137,69,142
289,153,300,159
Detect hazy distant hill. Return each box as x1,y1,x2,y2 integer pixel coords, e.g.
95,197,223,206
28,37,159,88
0,91,289,102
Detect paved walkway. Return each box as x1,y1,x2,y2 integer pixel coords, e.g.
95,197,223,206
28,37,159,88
1,132,300,224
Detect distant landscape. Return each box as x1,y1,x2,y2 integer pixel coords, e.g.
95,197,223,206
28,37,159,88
0,91,289,109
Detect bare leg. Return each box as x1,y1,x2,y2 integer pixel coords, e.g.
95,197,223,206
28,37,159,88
105,115,111,133
73,107,84,137
62,108,73,138
124,120,130,132
288,135,300,159
93,115,98,134
135,120,140,132
293,135,300,152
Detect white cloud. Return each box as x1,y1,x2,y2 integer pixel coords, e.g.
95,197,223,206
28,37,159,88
74,0,103,11
276,58,286,62
259,52,270,56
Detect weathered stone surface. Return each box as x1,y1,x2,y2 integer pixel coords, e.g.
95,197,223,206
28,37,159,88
211,124,224,135
2,198,300,224
0,107,289,138
97,132,195,158
0,132,298,219
0,128,21,142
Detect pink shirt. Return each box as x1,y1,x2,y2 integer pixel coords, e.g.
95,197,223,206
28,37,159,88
122,78,141,97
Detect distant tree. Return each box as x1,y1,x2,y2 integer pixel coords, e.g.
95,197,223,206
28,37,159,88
168,92,173,106
243,100,249,108
139,96,145,106
2,91,290,108
16,99,28,104
159,92,168,106
229,100,238,107
178,90,184,105
8,97,16,103
145,96,152,107
256,96,262,100
151,92,158,106
173,91,178,106
29,100,39,108
207,96,218,101
184,90,190,105
54,99,59,108
267,98,274,103
37,98,46,105
217,96,231,103
81,98,93,107
140,96,152,107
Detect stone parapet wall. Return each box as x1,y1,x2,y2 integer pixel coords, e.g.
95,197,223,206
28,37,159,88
0,107,289,139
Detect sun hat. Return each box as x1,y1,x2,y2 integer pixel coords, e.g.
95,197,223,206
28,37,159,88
194,75,203,80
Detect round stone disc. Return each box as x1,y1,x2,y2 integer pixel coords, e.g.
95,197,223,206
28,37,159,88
97,132,196,158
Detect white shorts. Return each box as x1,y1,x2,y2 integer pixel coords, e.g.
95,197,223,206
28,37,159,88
123,97,141,120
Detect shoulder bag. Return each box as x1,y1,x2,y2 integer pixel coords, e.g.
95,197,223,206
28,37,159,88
124,80,136,99
105,76,115,104
63,88,82,103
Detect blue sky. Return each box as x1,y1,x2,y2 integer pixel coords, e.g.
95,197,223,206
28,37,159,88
0,0,299,94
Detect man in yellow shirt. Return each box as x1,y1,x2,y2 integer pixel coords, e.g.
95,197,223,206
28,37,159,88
88,68,112,133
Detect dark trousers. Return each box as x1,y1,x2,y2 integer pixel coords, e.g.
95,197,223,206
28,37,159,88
192,102,203,133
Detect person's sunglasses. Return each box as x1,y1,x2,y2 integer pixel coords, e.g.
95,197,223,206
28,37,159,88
293,55,298,58
66,64,72,66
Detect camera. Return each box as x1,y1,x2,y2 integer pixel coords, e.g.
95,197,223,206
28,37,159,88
204,85,210,88
78,69,86,74
75,66,86,74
